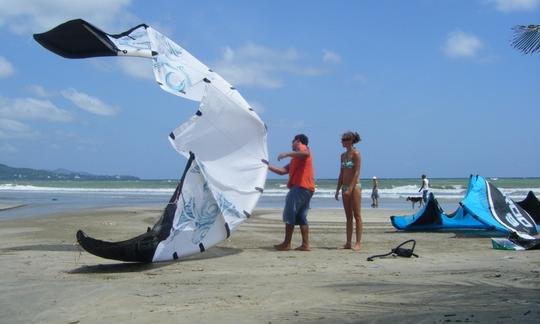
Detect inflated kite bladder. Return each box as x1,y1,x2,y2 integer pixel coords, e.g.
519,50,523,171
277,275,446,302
366,239,419,261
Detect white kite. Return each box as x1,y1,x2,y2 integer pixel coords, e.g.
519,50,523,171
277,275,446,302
34,19,268,262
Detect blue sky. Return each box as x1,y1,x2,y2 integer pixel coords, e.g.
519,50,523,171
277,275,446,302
0,0,539,179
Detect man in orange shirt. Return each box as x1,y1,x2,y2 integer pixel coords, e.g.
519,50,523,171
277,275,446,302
264,134,315,251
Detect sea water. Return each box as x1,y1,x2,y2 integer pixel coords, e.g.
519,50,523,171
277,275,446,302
1,178,539,220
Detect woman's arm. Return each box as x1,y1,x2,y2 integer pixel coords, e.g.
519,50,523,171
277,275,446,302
335,155,343,200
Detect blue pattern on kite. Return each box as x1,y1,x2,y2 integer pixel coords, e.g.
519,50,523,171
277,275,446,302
172,164,243,245
216,193,244,220
114,28,151,50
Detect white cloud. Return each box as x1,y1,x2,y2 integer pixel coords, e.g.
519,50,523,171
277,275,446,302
61,88,118,116
0,56,14,78
0,96,72,122
217,61,282,89
27,84,51,97
0,142,17,153
487,0,539,12
224,44,300,61
443,30,484,59
0,0,136,34
117,57,155,80
0,118,37,139
214,43,324,89
323,50,342,64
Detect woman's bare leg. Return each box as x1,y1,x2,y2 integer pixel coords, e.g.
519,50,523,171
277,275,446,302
342,193,353,249
351,189,362,251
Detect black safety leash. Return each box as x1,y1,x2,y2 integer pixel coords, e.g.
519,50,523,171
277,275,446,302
367,239,419,261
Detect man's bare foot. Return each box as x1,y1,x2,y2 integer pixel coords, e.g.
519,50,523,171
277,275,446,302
274,243,290,251
342,243,352,249
294,245,311,251
352,243,361,251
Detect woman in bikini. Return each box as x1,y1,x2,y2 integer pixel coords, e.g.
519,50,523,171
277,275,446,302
334,131,362,251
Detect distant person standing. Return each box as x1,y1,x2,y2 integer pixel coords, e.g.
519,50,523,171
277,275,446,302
334,131,362,251
419,174,430,203
264,134,315,251
371,176,379,208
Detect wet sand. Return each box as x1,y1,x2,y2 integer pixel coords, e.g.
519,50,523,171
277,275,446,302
0,206,539,323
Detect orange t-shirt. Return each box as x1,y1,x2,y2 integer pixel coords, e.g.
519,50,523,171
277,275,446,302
287,143,315,192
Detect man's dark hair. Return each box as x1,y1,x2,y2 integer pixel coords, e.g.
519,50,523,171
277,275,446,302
294,134,309,145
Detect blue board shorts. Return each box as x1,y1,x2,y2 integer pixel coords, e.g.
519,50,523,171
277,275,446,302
283,186,314,225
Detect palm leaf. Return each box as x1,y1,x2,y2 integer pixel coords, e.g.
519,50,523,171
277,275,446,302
512,25,540,55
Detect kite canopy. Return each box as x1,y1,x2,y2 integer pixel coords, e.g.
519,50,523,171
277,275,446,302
33,19,128,58
517,191,540,224
390,193,488,231
461,175,537,236
35,19,268,262
392,176,540,251
391,176,538,236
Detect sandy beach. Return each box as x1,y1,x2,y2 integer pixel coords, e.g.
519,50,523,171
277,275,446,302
0,206,539,323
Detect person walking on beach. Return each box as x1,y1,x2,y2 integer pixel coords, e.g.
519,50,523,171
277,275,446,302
371,176,379,208
264,134,315,251
334,131,362,251
419,174,430,203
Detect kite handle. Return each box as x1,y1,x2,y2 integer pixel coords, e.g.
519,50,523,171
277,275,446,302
366,239,419,261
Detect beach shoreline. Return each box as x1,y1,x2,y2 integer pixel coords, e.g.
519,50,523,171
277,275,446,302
0,206,539,323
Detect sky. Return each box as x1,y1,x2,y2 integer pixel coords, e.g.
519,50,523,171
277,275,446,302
0,0,539,179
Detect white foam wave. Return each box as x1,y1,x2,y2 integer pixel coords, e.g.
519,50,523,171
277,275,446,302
499,188,540,199
2,183,538,201
264,186,468,199
265,185,540,200
0,184,173,195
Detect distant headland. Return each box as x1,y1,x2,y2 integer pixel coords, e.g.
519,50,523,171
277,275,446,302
0,163,139,181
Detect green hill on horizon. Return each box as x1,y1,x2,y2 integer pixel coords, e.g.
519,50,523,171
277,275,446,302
0,163,139,181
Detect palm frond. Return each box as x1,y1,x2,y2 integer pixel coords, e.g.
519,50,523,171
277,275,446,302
512,25,540,55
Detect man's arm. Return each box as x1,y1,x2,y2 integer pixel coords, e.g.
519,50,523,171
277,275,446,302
268,164,289,175
278,150,309,161
262,159,289,175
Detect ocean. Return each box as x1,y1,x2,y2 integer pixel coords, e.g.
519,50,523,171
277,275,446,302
1,177,539,220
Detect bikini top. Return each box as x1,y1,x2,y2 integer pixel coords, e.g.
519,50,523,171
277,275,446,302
341,158,355,169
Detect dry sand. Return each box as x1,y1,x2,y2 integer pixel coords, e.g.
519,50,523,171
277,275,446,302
0,206,539,323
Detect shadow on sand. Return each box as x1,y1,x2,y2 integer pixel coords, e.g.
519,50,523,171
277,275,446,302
68,246,243,274
2,243,78,252
386,229,504,239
